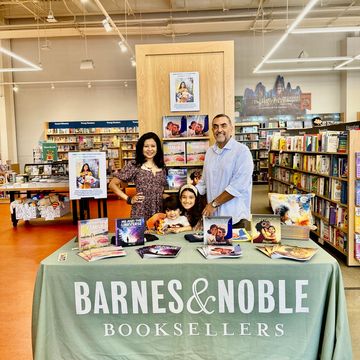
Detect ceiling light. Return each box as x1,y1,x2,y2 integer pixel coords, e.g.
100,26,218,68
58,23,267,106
80,59,95,70
292,26,360,34
46,10,57,23
102,18,112,32
13,85,19,92
87,82,92,88
118,41,128,53
124,81,128,87
51,83,55,90
130,57,136,67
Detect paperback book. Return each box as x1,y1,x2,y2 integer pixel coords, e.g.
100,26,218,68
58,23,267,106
197,244,242,259
78,218,109,251
186,115,209,137
356,152,360,179
136,244,182,258
256,244,318,261
78,246,126,262
166,168,187,190
115,218,145,246
187,168,203,186
163,141,186,166
186,140,209,165
162,116,187,138
251,214,281,244
203,216,232,245
231,228,252,242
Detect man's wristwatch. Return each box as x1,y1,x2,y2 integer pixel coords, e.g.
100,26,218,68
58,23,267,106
211,200,220,208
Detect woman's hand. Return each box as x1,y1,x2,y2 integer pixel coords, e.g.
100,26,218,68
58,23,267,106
130,192,145,204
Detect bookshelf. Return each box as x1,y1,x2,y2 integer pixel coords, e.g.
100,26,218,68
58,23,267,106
268,129,360,266
44,121,138,168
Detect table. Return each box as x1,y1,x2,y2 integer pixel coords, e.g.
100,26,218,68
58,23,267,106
32,236,352,360
0,183,107,226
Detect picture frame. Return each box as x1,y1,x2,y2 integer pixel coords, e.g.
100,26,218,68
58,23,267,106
170,72,200,112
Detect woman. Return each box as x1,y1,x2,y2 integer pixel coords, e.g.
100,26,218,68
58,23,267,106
178,184,204,230
109,132,167,221
78,163,93,189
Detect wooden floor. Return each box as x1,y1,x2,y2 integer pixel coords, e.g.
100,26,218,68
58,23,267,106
1,186,359,359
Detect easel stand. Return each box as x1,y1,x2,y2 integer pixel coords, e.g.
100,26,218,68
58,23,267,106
72,197,108,223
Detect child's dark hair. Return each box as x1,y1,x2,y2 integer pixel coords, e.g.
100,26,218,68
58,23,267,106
163,195,180,211
276,205,289,217
178,185,205,227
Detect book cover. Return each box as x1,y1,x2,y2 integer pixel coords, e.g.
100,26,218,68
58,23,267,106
187,168,203,186
197,244,242,259
231,228,251,242
356,152,360,179
162,116,187,138
251,214,281,244
115,218,145,247
166,168,187,190
337,132,348,153
256,244,318,261
42,142,58,162
78,246,126,262
186,140,209,165
136,244,182,258
78,218,109,251
355,207,360,233
356,180,360,207
186,115,209,137
78,136,94,150
355,233,360,261
163,141,186,166
203,216,232,245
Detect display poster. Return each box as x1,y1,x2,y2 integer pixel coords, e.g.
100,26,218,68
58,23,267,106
68,152,107,200
170,72,200,112
240,75,311,116
42,142,58,162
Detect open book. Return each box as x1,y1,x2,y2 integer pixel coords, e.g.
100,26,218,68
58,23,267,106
256,244,318,261
78,245,126,262
198,245,242,259
232,228,251,242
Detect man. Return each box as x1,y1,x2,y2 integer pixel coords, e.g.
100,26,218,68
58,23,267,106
196,114,253,228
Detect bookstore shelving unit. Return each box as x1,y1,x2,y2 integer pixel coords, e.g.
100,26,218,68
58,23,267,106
44,121,138,168
268,129,360,266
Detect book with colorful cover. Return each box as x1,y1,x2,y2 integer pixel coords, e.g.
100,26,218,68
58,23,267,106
256,244,318,261
197,244,242,259
78,246,126,262
356,180,360,207
186,140,209,165
42,142,58,162
167,168,187,190
162,116,187,138
78,218,109,251
356,152,360,179
251,214,281,244
186,115,209,137
355,207,360,233
115,218,145,246
136,244,182,258
203,216,232,245
187,168,203,186
163,141,186,166
231,228,251,242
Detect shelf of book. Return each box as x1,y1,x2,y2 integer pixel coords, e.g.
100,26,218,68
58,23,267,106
268,129,360,266
44,121,138,168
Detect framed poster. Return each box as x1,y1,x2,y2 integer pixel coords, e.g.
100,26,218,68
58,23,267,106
68,152,107,200
170,72,200,112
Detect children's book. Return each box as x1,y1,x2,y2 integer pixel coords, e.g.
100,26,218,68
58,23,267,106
231,228,251,242
163,141,186,166
166,168,187,190
162,116,187,138
136,245,182,258
203,216,232,245
115,218,145,246
256,244,318,261
356,180,360,207
356,152,360,179
78,218,109,251
78,246,126,262
186,140,209,165
197,244,242,259
186,115,209,137
251,214,281,244
187,168,203,186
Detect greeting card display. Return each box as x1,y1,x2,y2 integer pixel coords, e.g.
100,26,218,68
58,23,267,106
203,216,232,245
115,218,145,246
251,214,281,244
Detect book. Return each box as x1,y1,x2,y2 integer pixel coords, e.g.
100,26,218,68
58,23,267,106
187,168,203,186
186,115,209,137
197,244,242,259
115,218,145,246
186,140,209,165
356,152,360,179
162,116,187,138
163,141,186,166
355,207,360,233
231,228,251,242
256,244,318,261
251,214,281,244
78,218,109,251
203,216,232,245
42,142,58,162
166,168,187,190
78,246,126,262
356,180,360,207
136,244,182,258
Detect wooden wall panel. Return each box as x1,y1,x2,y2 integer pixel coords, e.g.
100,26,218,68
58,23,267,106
136,41,234,139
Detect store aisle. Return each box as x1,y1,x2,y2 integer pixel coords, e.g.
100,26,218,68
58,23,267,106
0,186,359,359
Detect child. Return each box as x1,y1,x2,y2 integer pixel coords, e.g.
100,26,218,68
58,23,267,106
161,195,191,233
206,224,218,244
262,225,277,243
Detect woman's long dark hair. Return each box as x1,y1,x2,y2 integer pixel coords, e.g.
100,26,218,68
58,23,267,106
178,186,204,227
135,132,165,168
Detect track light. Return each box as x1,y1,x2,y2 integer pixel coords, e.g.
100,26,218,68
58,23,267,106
102,18,112,32
87,82,92,88
130,57,136,67
124,81,128,88
46,9,57,23
80,59,95,70
118,41,128,53
51,83,55,90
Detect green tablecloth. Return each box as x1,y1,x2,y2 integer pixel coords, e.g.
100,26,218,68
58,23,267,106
32,235,352,360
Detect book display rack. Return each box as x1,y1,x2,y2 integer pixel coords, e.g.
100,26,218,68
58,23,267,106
45,121,139,168
268,128,360,266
